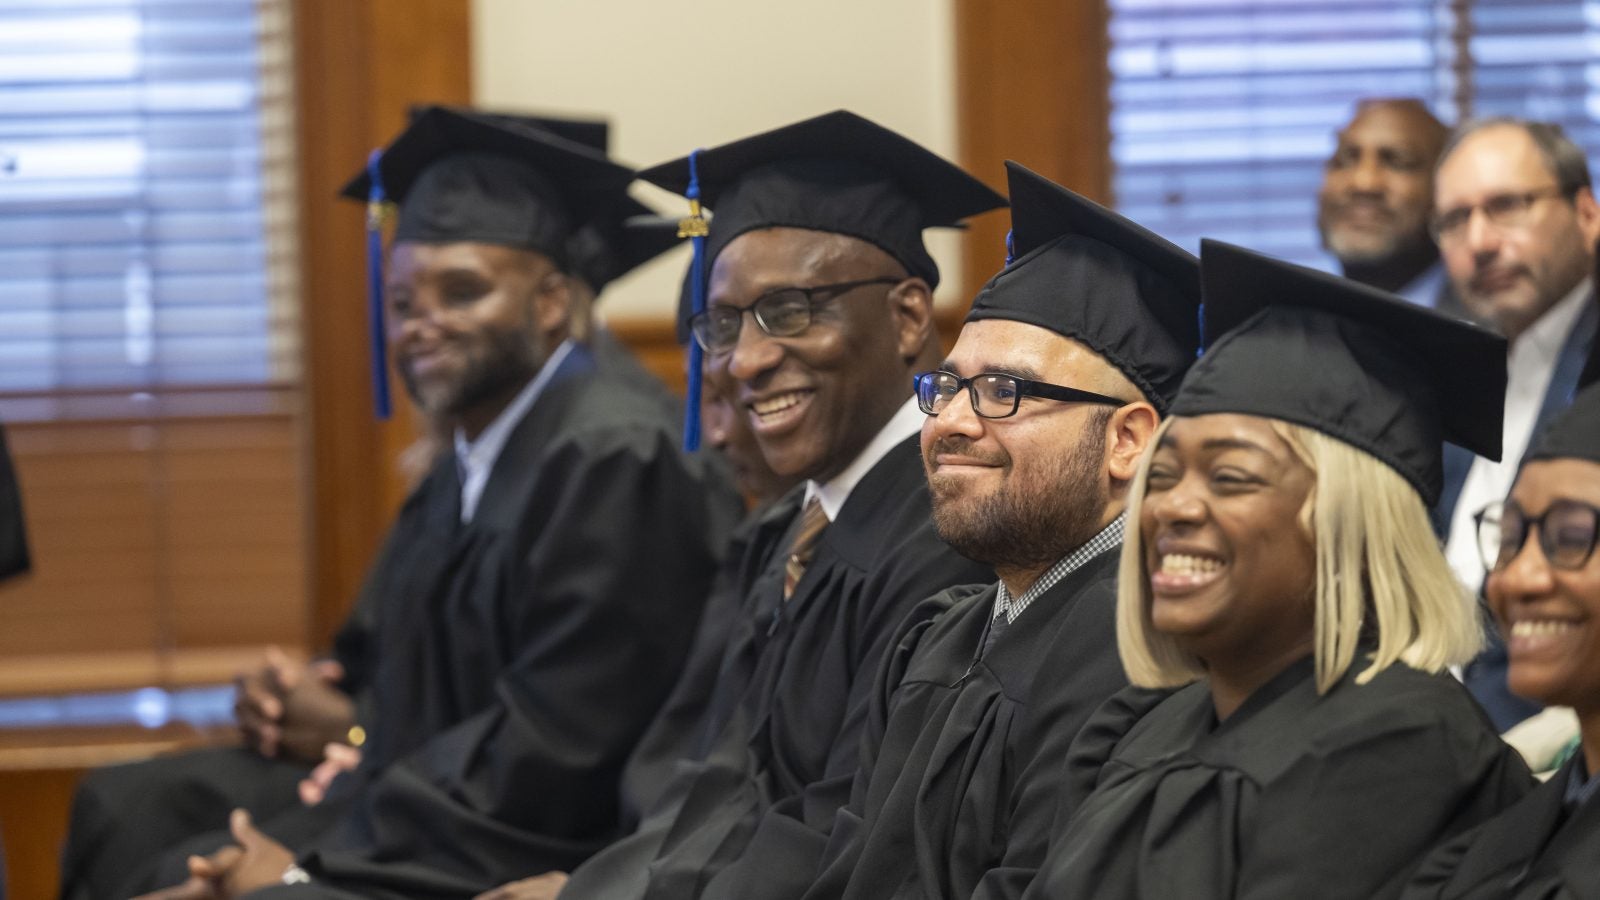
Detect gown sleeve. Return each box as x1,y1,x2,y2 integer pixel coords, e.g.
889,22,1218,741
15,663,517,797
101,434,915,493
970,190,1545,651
299,422,734,895
1235,694,1534,900
975,682,1172,900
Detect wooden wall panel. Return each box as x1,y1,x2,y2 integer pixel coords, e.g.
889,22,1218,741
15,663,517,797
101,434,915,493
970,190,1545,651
292,0,471,649
954,0,1112,309
0,414,306,693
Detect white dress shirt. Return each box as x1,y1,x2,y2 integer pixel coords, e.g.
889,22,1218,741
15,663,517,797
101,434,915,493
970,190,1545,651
804,396,925,524
1444,280,1591,591
453,339,575,523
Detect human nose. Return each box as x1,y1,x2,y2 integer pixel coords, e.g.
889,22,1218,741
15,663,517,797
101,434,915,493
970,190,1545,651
1462,206,1504,257
1493,525,1556,598
1349,154,1383,193
928,384,986,440
725,310,782,382
1147,473,1206,527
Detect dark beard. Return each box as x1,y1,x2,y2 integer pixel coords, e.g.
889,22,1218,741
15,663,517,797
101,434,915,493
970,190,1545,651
927,413,1110,572
400,325,543,417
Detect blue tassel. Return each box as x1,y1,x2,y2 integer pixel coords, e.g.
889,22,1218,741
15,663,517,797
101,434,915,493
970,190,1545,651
365,148,393,420
1196,302,1207,356
1004,228,1016,265
679,149,710,452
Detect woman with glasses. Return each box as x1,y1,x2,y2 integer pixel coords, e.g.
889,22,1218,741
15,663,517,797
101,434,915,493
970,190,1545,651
1404,356,1600,898
1021,242,1533,900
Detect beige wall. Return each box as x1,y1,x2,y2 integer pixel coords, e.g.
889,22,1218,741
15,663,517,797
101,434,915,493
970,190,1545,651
471,0,961,322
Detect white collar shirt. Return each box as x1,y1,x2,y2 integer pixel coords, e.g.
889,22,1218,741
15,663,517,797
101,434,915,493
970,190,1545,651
1444,279,1592,591
453,339,575,524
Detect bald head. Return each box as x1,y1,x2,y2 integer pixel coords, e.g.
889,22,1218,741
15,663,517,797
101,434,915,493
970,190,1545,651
1318,99,1449,291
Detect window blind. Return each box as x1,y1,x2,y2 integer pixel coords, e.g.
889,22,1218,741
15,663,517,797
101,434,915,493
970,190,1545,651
1106,0,1600,267
0,0,298,407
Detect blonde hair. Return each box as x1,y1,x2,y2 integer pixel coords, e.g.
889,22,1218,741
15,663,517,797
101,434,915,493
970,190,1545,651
1116,417,1482,694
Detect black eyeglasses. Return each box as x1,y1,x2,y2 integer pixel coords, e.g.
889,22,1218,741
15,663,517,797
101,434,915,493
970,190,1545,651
687,277,902,353
913,370,1126,419
1430,187,1570,244
1475,499,1600,572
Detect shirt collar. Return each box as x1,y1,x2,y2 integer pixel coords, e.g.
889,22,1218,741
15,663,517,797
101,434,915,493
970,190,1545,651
1396,262,1447,309
1517,277,1591,359
453,339,575,506
804,395,924,523
995,511,1126,622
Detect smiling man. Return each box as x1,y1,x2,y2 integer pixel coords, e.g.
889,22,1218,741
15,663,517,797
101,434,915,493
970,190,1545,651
747,163,1199,900
1317,99,1451,306
1431,117,1600,729
522,110,1001,900
115,106,740,900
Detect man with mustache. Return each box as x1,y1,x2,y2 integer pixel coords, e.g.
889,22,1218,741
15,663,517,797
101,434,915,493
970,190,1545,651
108,105,739,899
1317,99,1453,308
1433,117,1600,729
530,110,1001,900
704,163,1200,900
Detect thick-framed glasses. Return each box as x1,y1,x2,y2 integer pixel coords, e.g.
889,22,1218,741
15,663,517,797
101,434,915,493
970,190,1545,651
1475,499,1600,573
688,277,902,353
913,370,1126,419
1430,187,1570,244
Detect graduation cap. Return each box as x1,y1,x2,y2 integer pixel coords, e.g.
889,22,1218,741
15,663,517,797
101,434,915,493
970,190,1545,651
965,162,1201,410
638,109,1006,449
454,110,680,292
338,105,634,417
1525,307,1600,465
1171,240,1508,505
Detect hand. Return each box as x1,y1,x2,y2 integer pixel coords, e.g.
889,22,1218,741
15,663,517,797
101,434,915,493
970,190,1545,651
299,741,363,806
276,658,356,762
235,647,355,762
472,872,570,900
234,646,298,757
129,846,244,900
215,808,298,897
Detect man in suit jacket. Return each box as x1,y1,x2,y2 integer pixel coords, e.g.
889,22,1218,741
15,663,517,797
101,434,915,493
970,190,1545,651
1430,116,1600,729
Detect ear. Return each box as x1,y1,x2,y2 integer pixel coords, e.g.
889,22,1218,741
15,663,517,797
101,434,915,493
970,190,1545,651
886,277,936,364
1106,403,1160,485
532,271,574,341
1574,187,1600,246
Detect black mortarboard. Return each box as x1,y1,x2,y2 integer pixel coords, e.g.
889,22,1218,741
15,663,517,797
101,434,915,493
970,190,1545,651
638,109,1005,450
453,110,680,293
1172,240,1507,505
338,105,633,417
965,162,1201,410
637,109,1005,290
340,105,632,262
1525,313,1600,465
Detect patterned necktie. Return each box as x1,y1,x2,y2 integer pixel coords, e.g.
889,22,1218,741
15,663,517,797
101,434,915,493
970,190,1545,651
783,497,829,601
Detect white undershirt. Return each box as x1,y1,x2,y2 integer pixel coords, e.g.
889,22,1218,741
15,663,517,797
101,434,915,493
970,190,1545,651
804,396,924,524
453,339,575,523
1443,280,1591,591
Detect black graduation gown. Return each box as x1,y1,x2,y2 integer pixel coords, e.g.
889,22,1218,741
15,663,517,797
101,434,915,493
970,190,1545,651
556,436,994,900
257,356,741,900
776,547,1127,900
1403,754,1600,899
0,423,28,581
1023,657,1536,900
74,348,739,900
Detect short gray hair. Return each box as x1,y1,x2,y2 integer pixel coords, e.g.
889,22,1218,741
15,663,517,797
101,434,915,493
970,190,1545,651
1438,116,1592,195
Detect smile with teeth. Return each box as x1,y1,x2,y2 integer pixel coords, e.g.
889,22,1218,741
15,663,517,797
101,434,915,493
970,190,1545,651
1159,554,1224,575
1509,620,1576,639
750,390,811,421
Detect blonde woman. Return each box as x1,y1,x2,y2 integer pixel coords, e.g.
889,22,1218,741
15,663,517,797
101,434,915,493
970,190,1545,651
1021,241,1534,900
1404,358,1600,897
